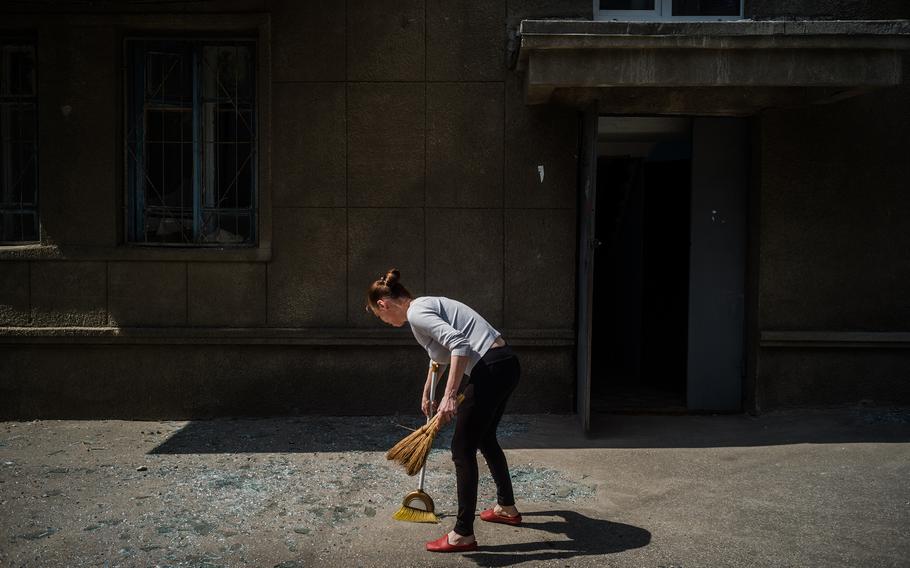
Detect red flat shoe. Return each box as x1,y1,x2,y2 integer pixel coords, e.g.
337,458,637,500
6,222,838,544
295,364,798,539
425,534,478,552
480,508,522,525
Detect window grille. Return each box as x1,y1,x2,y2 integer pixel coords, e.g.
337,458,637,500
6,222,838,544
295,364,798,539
126,39,256,246
0,43,38,245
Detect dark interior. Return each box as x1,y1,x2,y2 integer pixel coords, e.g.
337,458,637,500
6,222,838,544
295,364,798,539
590,131,692,413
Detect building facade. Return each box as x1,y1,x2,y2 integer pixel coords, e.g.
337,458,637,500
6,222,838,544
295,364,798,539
0,1,908,422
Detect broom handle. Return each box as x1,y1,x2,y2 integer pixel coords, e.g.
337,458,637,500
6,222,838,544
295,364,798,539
417,361,440,492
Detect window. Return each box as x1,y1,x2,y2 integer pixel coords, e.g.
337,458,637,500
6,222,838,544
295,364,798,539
0,43,38,245
595,0,743,20
126,39,256,246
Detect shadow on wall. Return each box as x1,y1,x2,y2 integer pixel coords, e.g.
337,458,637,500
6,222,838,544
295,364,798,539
148,407,910,455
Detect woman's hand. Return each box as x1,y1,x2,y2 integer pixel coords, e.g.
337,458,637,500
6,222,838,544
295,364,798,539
436,394,457,425
421,397,437,418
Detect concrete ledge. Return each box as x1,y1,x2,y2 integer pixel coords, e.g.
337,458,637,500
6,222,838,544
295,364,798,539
517,19,910,110
760,331,910,348
0,326,576,347
0,244,272,262
520,20,910,48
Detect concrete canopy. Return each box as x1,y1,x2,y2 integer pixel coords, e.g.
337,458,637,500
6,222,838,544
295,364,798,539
516,20,910,115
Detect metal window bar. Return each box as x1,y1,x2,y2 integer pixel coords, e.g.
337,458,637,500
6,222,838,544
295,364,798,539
0,43,39,245
126,39,256,246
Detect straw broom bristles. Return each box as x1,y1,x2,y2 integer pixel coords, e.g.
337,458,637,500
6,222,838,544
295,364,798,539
387,394,464,476
386,414,443,476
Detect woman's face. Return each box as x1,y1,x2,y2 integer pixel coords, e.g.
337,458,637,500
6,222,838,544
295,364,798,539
372,298,407,327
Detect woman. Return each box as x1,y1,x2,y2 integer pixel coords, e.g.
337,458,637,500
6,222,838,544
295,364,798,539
367,268,523,552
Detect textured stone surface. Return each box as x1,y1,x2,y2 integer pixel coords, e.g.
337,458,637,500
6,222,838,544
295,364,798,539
425,208,504,328
271,0,345,82
347,208,425,327
0,344,428,418
109,262,187,326
427,83,504,208
758,85,910,331
347,0,425,81
7,0,910,421
509,345,576,412
525,48,904,89
0,262,30,326
759,348,910,408
272,83,346,208
748,0,910,20
176,0,266,11
507,0,591,28
268,208,347,327
187,263,266,327
0,342,574,417
505,73,578,208
0,0,265,12
40,25,116,247
427,0,506,82
504,208,576,329
31,262,107,326
347,83,426,207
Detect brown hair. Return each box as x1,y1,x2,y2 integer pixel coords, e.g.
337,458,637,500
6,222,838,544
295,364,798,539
365,268,412,312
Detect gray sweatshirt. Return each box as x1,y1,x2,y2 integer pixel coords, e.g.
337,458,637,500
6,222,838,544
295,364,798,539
406,296,502,376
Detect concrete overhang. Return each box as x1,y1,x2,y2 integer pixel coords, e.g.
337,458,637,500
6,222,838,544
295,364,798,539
516,20,910,115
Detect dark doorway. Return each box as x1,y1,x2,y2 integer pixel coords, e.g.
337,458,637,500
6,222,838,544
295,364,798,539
590,117,691,413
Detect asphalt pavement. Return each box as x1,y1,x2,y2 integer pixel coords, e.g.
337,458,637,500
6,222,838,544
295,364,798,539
1,407,908,567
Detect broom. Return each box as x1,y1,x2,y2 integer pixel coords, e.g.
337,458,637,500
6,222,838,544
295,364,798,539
391,362,441,523
392,361,439,523
389,362,464,523
387,392,465,476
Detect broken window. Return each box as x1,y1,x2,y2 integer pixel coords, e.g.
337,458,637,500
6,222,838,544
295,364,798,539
126,39,256,246
0,43,38,244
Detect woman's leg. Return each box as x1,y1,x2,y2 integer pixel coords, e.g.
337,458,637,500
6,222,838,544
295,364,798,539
478,357,520,508
450,386,484,537
450,355,521,537
478,396,516,508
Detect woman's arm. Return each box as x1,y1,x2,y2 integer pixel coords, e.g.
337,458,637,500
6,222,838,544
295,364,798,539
436,354,468,425
421,362,436,417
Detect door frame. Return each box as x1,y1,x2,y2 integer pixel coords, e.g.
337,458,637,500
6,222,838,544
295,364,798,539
576,103,599,433
575,113,751,428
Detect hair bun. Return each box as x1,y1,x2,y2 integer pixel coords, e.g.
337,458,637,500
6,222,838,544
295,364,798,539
366,268,411,312
384,268,401,287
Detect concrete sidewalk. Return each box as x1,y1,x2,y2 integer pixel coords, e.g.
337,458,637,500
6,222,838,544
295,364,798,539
1,408,909,567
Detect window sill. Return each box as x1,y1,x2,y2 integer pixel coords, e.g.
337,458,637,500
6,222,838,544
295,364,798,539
0,244,272,262
594,17,748,22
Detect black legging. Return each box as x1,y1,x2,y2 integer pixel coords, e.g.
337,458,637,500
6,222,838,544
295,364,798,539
450,345,521,536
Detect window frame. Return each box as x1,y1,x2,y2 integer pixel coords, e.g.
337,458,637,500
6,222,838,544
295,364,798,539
0,40,39,246
594,0,745,21
125,36,259,248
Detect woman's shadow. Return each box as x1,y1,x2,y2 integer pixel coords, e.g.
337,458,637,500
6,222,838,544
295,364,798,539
462,510,650,567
